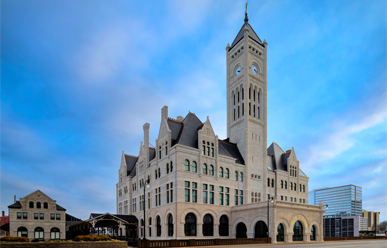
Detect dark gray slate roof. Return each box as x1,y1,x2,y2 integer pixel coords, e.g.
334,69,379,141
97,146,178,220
8,201,22,208
149,147,156,161
125,155,138,175
267,142,289,171
175,113,203,148
90,213,102,219
56,204,66,211
230,17,263,49
219,139,245,165
88,213,137,223
168,119,183,146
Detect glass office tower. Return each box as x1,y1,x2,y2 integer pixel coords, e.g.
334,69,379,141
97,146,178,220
309,185,362,217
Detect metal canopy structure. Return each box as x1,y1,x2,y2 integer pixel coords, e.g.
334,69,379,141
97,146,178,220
86,213,138,238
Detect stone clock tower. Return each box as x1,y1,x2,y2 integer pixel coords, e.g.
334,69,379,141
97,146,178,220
226,13,268,201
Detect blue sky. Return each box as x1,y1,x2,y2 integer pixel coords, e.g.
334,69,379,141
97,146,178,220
1,0,386,221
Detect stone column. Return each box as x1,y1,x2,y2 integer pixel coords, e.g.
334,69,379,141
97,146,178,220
247,231,254,238
305,232,311,242
286,232,292,242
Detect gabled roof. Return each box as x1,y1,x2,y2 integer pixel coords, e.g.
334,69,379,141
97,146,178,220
267,142,287,171
219,139,245,165
56,204,66,211
230,14,263,49
168,112,203,149
8,201,22,209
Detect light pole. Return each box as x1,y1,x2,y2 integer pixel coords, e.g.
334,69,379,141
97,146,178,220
143,178,150,244
267,195,274,241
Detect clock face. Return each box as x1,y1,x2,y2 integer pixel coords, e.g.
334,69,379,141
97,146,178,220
251,64,258,75
235,66,241,77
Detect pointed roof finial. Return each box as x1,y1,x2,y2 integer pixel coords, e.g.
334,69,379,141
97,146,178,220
244,0,249,23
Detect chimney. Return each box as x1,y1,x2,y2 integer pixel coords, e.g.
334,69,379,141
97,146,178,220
2,211,4,217
161,106,168,121
143,123,150,167
14,195,16,203
176,116,184,122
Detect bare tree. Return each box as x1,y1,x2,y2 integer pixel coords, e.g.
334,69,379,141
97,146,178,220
379,220,387,233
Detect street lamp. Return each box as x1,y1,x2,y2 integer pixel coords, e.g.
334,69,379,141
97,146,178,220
143,178,150,243
267,195,274,241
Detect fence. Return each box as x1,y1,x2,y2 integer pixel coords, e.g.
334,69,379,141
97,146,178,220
324,236,385,241
139,237,271,248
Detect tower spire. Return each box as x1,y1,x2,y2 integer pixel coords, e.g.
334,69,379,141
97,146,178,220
244,0,249,23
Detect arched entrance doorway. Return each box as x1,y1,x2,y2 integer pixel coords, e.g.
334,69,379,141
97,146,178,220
168,214,173,237
276,223,284,242
17,227,28,237
184,213,197,236
219,215,229,236
293,221,303,241
310,225,316,241
254,221,268,238
236,222,247,238
203,214,213,236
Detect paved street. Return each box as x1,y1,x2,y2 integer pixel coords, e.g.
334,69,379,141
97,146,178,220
165,240,387,248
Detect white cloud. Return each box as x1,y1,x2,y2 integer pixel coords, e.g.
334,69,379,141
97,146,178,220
303,95,387,170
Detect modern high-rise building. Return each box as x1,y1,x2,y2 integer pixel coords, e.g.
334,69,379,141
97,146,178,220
309,185,362,218
309,184,364,237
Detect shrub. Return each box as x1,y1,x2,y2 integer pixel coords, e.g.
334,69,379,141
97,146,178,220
74,234,112,241
370,233,374,236
360,233,363,237
1,236,29,242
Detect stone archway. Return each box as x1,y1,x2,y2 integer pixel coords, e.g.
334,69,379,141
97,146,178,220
236,222,247,238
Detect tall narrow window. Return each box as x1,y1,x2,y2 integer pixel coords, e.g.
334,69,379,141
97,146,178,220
166,163,170,174
242,103,244,116
219,167,224,177
238,91,240,103
168,214,174,237
159,146,161,159
281,180,284,188
165,142,168,155
225,168,229,178
285,181,287,189
253,104,256,117
240,172,243,182
156,216,161,237
203,184,208,203
249,87,251,99
185,181,190,202
234,108,235,121
209,165,214,176
238,106,240,118
242,87,244,100
202,164,208,174
235,171,238,181
233,93,235,105
271,179,274,187
267,178,270,187
249,103,251,115
225,187,230,205
184,160,190,171
258,107,260,119
219,186,224,205
254,89,256,101
209,185,214,204
170,161,173,172
192,182,197,202
192,161,197,172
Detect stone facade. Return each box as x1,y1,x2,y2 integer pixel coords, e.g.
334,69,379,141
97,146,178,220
116,14,324,243
8,190,66,240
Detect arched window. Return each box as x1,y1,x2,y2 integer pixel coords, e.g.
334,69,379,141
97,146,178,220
166,163,170,174
290,182,293,190
158,168,161,178
281,180,284,188
44,202,48,209
156,216,161,237
267,178,270,187
293,221,303,241
34,227,44,239
236,222,247,238
17,227,28,237
184,213,197,236
149,217,152,237
299,184,302,192
303,185,305,192
310,225,316,241
240,172,243,182
155,169,158,179
285,181,287,189
37,202,41,209
277,224,284,242
209,165,214,176
225,168,229,178
168,214,173,237
184,160,190,171
202,214,213,236
254,221,268,238
170,161,173,172
192,161,197,173
271,179,274,187
219,167,224,177
140,219,144,237
235,171,238,181
50,227,60,240
219,215,229,236
202,164,208,174
29,201,34,208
